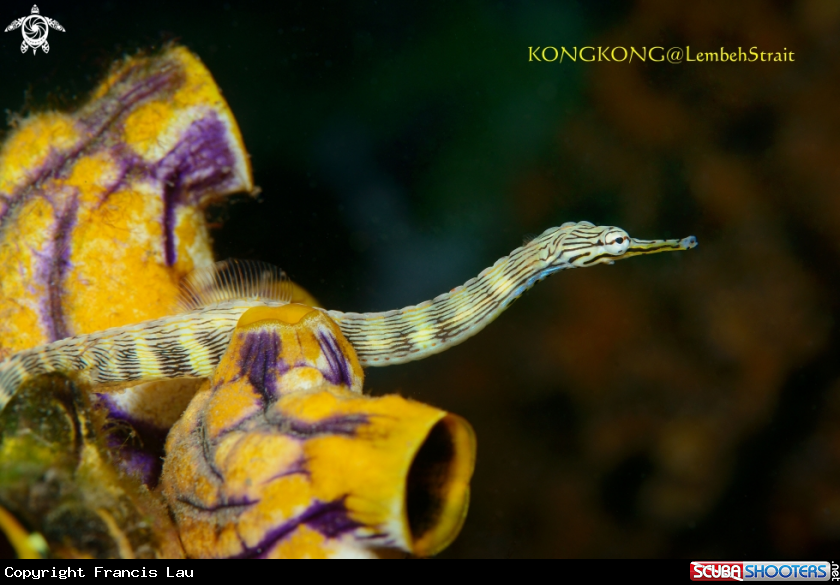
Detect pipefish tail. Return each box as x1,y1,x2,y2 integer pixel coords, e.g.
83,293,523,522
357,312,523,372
0,222,697,411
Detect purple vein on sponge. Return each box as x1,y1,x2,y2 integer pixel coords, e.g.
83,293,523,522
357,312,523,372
176,495,259,513
315,329,353,388
236,329,288,403
155,113,238,266
230,498,363,558
275,412,369,439
44,195,78,341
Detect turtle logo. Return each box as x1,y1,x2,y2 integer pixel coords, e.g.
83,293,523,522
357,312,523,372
4,5,65,55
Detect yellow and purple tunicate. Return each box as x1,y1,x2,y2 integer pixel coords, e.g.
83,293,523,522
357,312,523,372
0,45,254,487
162,305,476,558
0,46,252,355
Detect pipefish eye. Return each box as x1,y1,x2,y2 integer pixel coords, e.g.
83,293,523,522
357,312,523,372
603,230,631,255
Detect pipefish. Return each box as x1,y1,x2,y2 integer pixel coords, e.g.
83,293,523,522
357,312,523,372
0,221,697,411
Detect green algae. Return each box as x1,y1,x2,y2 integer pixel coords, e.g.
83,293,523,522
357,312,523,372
0,374,182,559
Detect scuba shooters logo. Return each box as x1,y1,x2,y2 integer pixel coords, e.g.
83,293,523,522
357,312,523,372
4,5,65,54
691,561,836,581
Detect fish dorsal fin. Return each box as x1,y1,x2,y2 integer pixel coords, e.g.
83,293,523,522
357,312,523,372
178,259,293,311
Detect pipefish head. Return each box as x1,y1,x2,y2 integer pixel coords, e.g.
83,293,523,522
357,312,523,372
538,221,698,269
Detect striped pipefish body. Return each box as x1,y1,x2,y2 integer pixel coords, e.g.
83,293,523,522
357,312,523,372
0,222,697,411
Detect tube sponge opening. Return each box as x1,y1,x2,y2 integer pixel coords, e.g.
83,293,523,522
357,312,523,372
406,414,475,557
